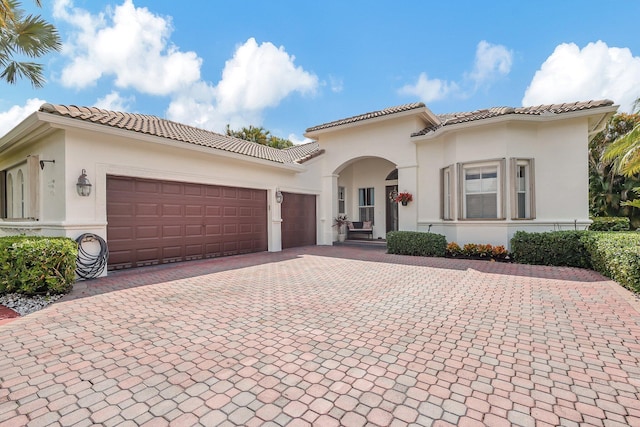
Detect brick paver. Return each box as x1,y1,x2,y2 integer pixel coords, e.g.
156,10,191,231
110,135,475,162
1,245,640,426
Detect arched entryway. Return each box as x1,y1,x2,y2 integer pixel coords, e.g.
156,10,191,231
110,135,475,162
332,157,398,241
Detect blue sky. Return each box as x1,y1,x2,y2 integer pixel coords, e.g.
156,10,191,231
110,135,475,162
1,0,640,142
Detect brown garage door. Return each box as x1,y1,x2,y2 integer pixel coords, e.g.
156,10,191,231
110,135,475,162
107,176,267,270
281,192,316,249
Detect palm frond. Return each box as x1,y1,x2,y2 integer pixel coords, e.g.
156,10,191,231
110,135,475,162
0,59,44,87
603,123,640,177
10,14,61,56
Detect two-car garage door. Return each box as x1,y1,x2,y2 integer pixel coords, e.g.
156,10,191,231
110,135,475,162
106,176,268,270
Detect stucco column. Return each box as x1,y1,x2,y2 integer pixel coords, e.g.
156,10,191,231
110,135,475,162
397,165,418,231
319,174,338,245
268,188,283,252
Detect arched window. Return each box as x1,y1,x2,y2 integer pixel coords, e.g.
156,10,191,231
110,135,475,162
6,173,13,218
17,169,24,218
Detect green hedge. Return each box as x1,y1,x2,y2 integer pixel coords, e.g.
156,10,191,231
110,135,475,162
589,217,631,231
0,236,77,296
386,231,446,257
510,230,592,268
581,232,640,293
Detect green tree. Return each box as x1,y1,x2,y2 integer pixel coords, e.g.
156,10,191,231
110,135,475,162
602,99,640,210
0,0,61,87
589,111,640,226
226,125,294,149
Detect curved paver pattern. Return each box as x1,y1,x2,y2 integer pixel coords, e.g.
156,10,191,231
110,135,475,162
1,246,639,426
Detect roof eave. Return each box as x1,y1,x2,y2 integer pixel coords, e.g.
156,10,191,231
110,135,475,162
412,105,619,142
11,112,307,172
0,111,55,155
304,106,437,139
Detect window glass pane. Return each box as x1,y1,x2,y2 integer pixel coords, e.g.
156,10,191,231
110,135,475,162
467,194,497,218
517,166,526,192
338,200,345,213
518,192,526,218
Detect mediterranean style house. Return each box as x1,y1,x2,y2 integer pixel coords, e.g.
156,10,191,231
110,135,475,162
0,100,616,274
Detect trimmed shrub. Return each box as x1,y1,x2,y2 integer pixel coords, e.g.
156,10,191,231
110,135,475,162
510,230,591,268
386,231,446,257
582,232,640,293
589,217,631,232
0,236,77,296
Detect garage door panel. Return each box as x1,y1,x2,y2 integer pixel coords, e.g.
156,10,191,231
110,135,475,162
136,225,160,239
136,203,160,217
281,193,316,249
205,224,221,236
161,182,182,195
185,205,203,217
107,176,267,269
136,180,161,194
108,201,133,216
184,184,203,196
205,187,221,198
136,247,160,262
108,226,134,241
162,225,182,237
185,224,204,236
163,204,182,216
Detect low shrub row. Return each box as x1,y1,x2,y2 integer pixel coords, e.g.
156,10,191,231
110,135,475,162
386,231,446,257
386,229,639,293
582,232,640,293
0,236,77,296
510,230,640,293
589,217,631,231
510,230,592,268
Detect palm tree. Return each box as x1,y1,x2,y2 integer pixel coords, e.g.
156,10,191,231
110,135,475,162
603,98,640,208
0,0,61,87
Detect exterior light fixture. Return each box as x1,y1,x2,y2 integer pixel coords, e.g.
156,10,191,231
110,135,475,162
275,189,283,204
39,159,55,169
76,169,92,197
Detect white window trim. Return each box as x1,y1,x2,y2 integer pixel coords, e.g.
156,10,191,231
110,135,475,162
440,164,455,220
358,187,375,224
338,186,346,216
457,159,506,220
510,158,536,220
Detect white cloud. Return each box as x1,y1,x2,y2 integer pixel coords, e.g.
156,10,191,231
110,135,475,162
398,73,458,103
54,0,201,95
398,40,512,103
522,41,640,111
53,2,319,133
0,99,46,137
288,133,313,145
167,38,319,132
467,41,513,86
94,91,134,111
329,75,344,93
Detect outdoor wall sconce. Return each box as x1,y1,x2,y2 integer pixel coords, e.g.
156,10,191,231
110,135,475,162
275,189,283,204
39,159,55,169
76,169,92,197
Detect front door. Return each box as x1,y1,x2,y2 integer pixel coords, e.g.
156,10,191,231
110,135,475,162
386,185,398,233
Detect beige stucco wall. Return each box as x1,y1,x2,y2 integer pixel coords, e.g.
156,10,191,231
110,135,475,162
312,114,425,244
1,125,322,257
415,117,591,246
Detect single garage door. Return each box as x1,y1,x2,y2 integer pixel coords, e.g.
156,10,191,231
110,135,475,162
281,192,316,249
107,176,267,270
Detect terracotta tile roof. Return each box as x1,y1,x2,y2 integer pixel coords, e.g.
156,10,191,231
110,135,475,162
412,99,615,136
38,104,321,165
305,102,426,133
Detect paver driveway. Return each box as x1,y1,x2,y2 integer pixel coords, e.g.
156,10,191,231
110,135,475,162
1,245,640,427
